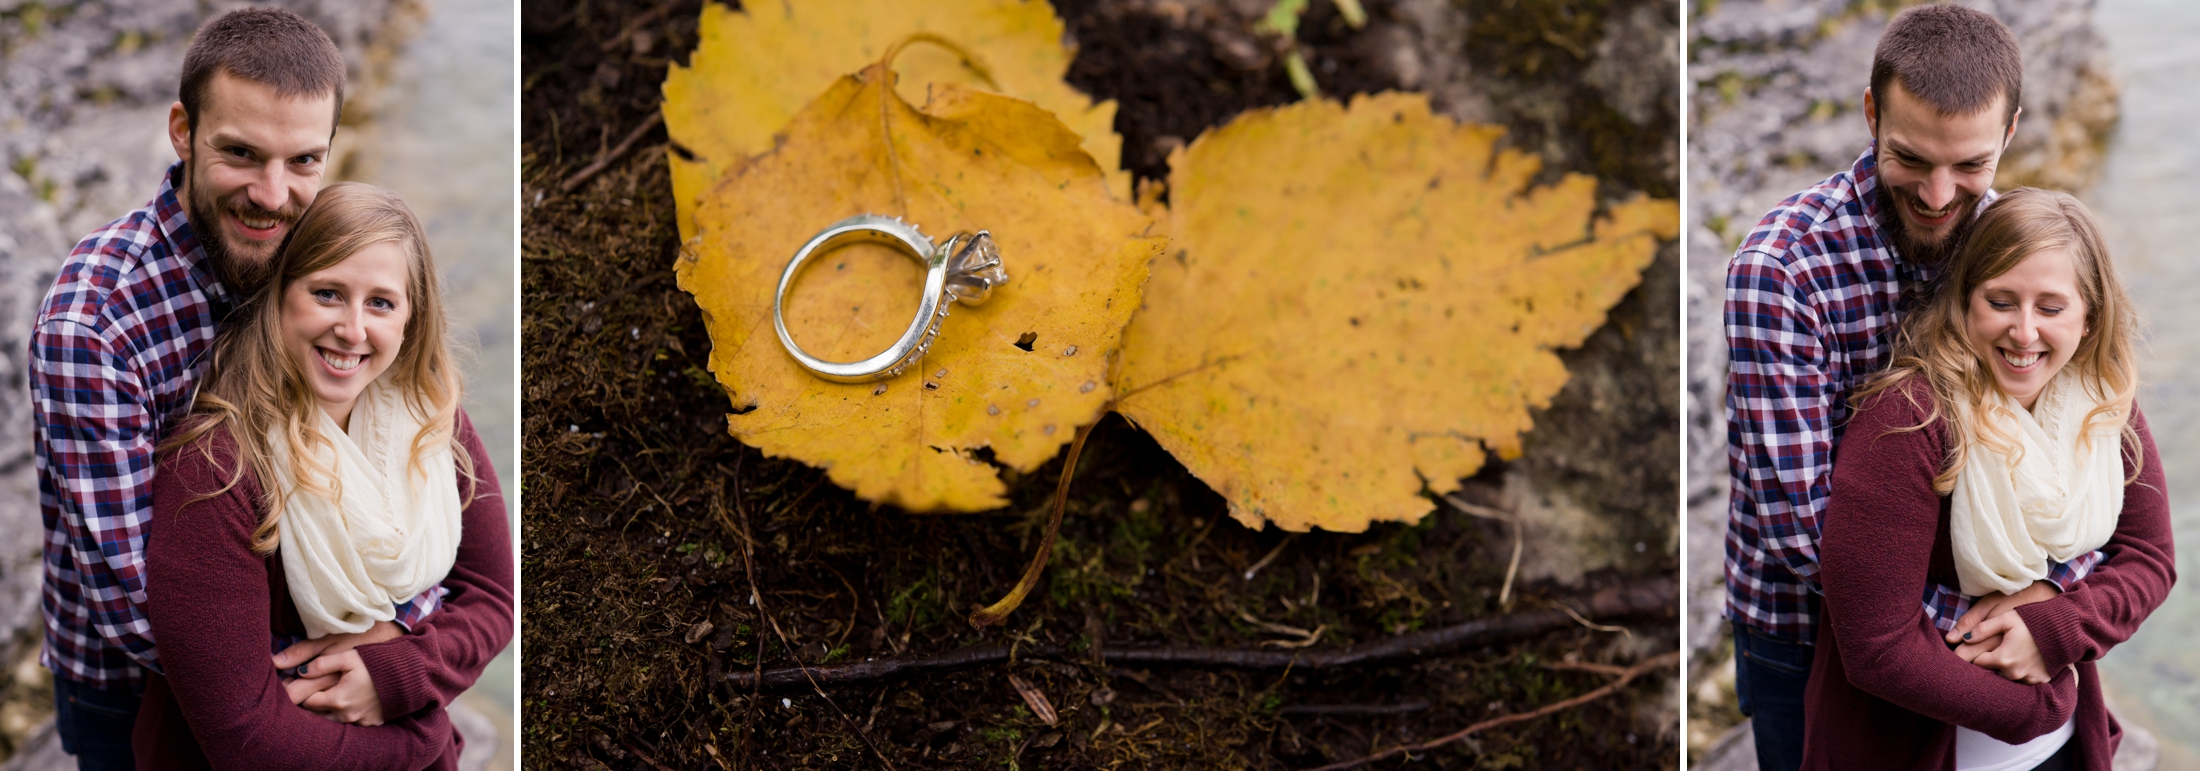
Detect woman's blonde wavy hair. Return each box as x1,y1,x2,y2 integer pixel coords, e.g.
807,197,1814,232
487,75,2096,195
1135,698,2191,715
1854,187,2141,493
163,182,475,553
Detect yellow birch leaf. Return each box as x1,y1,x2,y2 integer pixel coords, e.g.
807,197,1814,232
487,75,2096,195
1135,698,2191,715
677,66,1162,513
1116,93,1678,533
662,0,1127,243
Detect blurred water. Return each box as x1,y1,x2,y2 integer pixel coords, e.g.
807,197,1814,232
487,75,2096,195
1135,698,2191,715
2086,0,2200,765
341,0,516,766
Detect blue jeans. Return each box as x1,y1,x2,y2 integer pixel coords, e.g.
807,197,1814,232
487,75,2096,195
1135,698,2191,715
1733,624,1811,771
52,676,140,771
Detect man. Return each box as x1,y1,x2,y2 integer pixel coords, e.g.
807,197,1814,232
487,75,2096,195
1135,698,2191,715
1722,6,2103,770
31,9,458,768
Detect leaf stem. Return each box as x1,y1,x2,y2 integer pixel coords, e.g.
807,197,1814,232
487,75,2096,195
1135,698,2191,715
968,415,1099,628
872,32,1002,219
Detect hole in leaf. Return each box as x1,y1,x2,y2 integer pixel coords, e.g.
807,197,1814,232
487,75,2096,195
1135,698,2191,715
1014,332,1037,352
729,402,758,415
969,445,1005,471
669,141,697,162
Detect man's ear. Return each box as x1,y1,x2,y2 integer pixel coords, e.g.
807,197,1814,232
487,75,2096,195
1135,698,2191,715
2004,105,2023,149
1863,87,1879,140
167,102,192,163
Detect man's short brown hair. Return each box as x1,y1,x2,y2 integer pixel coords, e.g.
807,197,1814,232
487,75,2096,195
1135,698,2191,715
1870,4,2023,126
178,8,346,134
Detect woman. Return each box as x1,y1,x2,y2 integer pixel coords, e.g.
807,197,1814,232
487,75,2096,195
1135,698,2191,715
1802,188,2177,769
136,183,514,768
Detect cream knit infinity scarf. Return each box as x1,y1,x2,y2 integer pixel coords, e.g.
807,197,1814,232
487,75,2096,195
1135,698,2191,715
270,379,463,639
1950,372,2123,597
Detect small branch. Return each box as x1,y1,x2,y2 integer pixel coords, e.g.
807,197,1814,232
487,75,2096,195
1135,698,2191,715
1279,700,1428,717
559,113,664,193
726,577,1674,689
1302,650,1681,771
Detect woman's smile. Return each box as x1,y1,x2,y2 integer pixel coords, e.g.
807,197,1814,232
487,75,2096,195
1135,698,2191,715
316,346,368,373
1997,347,2045,370
1966,245,2086,410
282,239,409,428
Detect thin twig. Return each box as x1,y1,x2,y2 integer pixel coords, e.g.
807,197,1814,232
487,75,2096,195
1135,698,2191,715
1302,651,1681,771
1237,609,1316,638
726,578,1675,689
1243,535,1296,581
559,113,663,192
1541,660,1631,677
598,0,683,52
721,457,763,770
1560,604,1632,640
822,562,861,650
725,458,898,770
1443,494,1522,609
1279,701,1429,717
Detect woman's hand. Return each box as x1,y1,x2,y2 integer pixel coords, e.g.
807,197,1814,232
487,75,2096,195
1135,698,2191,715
274,620,400,725
1956,612,2053,684
285,649,386,725
272,620,403,673
1945,580,2058,646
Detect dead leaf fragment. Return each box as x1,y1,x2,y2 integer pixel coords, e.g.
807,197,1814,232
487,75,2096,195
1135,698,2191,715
676,67,1162,512
662,0,1127,242
1116,93,1677,532
1007,673,1059,725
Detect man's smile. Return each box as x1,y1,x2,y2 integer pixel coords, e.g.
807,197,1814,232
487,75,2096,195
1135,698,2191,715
1907,196,1956,226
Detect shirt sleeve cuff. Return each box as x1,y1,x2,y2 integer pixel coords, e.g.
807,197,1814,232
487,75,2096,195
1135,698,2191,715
2015,598,2086,674
357,638,438,719
390,585,449,632
2041,550,2102,593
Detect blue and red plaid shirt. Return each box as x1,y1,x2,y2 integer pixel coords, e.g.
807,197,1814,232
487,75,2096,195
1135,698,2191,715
33,163,440,688
1722,144,2100,644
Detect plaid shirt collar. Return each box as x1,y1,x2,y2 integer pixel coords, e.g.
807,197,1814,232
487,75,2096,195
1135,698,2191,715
155,162,236,316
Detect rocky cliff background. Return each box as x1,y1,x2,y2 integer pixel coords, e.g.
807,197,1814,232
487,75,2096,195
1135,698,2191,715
1684,0,2120,762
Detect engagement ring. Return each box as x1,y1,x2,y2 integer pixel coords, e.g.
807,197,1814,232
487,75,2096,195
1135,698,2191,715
774,214,1008,383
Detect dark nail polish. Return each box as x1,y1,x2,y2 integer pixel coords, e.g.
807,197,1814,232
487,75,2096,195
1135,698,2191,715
1963,633,1972,641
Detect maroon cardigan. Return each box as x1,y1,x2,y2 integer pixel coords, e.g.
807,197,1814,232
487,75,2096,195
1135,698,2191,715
1803,378,2177,770
134,410,515,770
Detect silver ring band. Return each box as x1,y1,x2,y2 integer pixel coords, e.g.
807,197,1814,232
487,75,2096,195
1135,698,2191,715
773,214,1006,383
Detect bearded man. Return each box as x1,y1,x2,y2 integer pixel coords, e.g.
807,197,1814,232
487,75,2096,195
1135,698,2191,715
1719,5,2110,770
29,9,481,768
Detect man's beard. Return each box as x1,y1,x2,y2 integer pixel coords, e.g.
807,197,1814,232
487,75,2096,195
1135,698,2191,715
1874,181,1982,269
184,159,302,297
